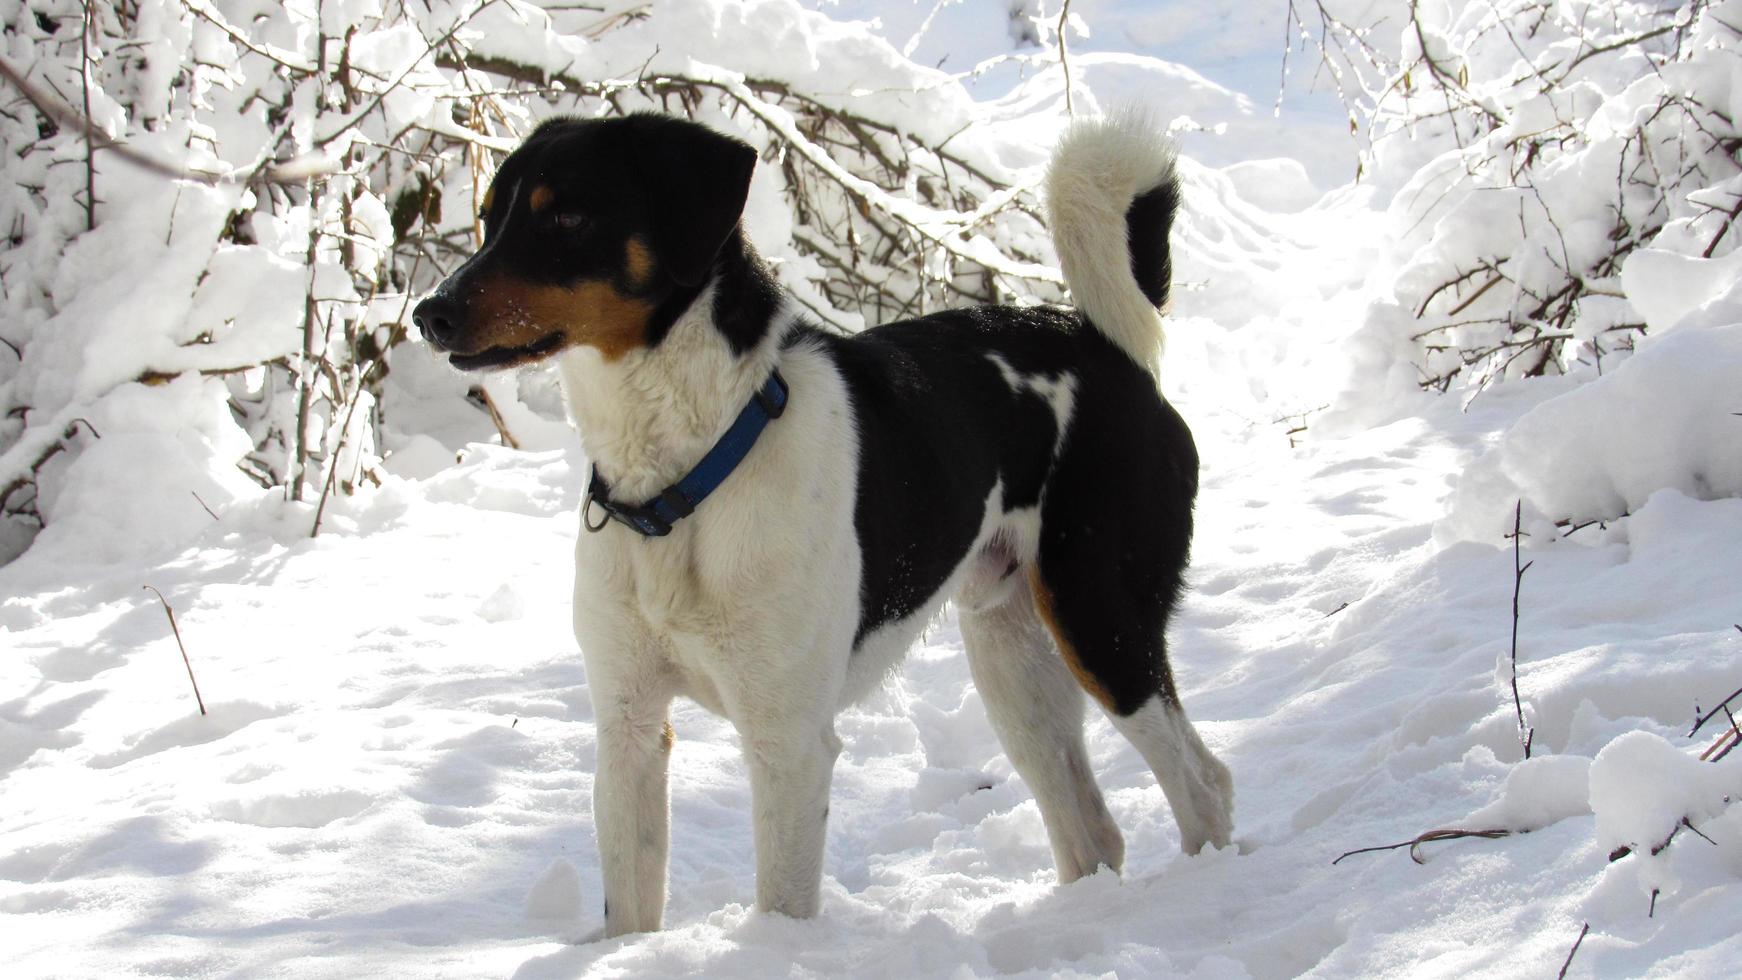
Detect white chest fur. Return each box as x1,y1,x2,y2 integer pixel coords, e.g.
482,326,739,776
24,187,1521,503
560,321,869,720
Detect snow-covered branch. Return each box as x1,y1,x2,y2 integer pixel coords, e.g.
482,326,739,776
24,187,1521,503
1293,0,1740,395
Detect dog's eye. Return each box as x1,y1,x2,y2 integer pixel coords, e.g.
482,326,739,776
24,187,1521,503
552,211,588,231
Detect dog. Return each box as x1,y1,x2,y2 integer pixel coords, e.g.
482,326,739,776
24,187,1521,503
412,111,1234,937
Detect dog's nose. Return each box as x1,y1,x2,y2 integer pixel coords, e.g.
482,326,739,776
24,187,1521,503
412,295,462,350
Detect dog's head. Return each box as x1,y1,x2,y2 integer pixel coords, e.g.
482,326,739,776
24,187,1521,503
412,114,758,370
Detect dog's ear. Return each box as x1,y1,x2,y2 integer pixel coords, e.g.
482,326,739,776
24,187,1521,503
628,115,758,288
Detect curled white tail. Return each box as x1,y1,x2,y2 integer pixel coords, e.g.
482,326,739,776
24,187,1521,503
1045,111,1179,373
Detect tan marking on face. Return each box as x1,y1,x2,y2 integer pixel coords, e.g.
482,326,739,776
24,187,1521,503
529,184,554,212
466,275,653,362
481,185,496,217
660,722,675,752
624,236,654,289
1029,569,1116,711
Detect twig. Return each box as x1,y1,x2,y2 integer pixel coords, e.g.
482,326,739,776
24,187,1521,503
1331,827,1513,865
1560,18,1687,78
1507,500,1535,759
470,385,522,449
1610,812,1718,864
1679,816,1718,847
289,239,322,504
1557,922,1589,979
1702,726,1740,763
1701,194,1742,258
142,585,206,716
1442,272,1505,318
80,0,96,231
1413,262,1504,318
1688,681,1742,737
1695,639,1742,760
1057,0,1075,118
1556,517,1603,538
190,491,219,521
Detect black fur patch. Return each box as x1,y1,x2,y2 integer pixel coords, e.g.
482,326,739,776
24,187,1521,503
702,229,783,356
1034,329,1197,714
798,305,1197,688
1125,177,1179,310
803,310,1057,646
621,114,759,287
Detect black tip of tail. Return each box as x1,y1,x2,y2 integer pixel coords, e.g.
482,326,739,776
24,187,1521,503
1126,177,1178,310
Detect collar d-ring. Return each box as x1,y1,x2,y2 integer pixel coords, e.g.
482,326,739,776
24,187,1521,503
582,492,610,533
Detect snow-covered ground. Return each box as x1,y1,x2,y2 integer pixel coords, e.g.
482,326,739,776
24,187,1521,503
4,2,1741,978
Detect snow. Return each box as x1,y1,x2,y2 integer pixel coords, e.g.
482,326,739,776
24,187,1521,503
1590,732,1741,864
1622,245,1742,335
4,1,1742,978
1441,325,1742,540
32,376,260,566
526,859,586,925
1463,754,1592,833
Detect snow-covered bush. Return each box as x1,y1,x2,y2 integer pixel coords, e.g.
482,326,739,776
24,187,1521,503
1294,0,1742,393
0,0,1066,562
0,0,491,559
1443,322,1742,538
1291,0,1742,542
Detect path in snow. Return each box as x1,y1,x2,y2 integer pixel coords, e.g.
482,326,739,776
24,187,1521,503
7,160,1739,978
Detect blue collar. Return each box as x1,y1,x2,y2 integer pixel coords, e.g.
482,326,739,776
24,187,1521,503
583,369,789,537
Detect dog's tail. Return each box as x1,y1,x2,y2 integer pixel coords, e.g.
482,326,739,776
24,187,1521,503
1044,111,1178,372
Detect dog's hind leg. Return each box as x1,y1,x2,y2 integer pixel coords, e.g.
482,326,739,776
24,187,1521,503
961,581,1124,882
1028,562,1234,856
1104,694,1233,855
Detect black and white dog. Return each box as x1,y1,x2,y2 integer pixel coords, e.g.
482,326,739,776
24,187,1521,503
413,111,1233,936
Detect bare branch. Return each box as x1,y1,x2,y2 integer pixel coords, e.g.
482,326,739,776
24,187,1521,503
1507,500,1535,759
1057,0,1075,118
1331,827,1514,865
143,585,207,716
1557,923,1590,980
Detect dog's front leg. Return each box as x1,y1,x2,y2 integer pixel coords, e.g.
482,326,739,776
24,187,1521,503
741,718,842,919
585,644,676,938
